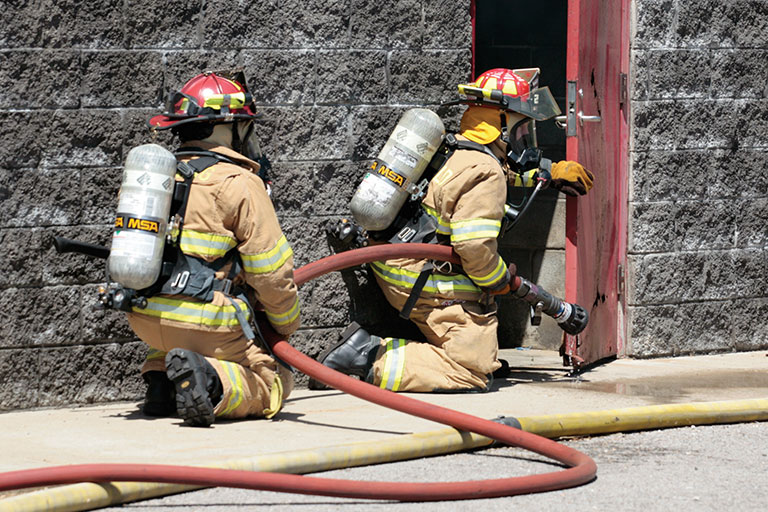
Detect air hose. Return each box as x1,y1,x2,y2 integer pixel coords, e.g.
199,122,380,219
0,244,596,502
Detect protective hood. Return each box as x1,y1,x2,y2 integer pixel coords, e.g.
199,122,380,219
459,106,502,145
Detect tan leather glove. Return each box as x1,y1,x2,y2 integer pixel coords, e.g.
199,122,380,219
550,161,594,196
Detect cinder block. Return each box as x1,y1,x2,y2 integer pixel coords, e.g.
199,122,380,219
632,0,677,49
256,106,350,161
627,300,735,357
0,168,81,228
389,50,472,104
0,286,82,348
242,50,315,105
720,0,768,48
0,111,47,169
313,160,360,216
735,99,768,148
202,0,283,48
675,199,736,251
712,50,768,99
271,161,319,218
632,99,739,151
629,249,766,305
350,0,423,49
316,50,388,105
629,201,679,253
125,0,204,48
0,349,39,410
37,342,145,407
0,50,81,109
676,0,728,48
0,228,44,288
81,51,164,108
43,110,123,168
645,49,712,99
731,297,768,351
38,0,123,49
424,0,472,49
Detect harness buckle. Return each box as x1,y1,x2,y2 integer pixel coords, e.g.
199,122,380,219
220,278,233,296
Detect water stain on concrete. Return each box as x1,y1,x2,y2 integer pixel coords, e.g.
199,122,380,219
543,370,768,403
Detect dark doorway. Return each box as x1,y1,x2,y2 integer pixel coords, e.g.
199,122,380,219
473,0,569,350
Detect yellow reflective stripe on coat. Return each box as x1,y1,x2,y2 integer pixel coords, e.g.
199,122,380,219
371,261,480,294
180,229,237,258
421,205,451,235
134,296,249,327
467,257,508,288
265,296,300,326
512,169,538,188
242,235,293,274
146,348,166,361
379,338,406,392
218,360,244,416
449,218,502,243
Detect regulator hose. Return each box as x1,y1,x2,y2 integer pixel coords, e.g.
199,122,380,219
0,244,596,502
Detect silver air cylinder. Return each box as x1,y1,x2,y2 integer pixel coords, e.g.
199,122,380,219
108,144,177,290
350,108,445,232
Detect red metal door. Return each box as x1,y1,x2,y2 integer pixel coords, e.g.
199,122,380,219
563,0,630,369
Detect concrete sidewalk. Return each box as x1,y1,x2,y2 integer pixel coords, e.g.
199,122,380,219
2,349,766,475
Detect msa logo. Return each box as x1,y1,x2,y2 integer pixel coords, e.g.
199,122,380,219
115,215,160,234
370,160,405,188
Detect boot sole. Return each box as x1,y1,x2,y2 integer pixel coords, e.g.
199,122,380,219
165,349,216,427
307,322,362,391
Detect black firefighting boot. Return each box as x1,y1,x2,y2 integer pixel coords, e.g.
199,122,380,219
165,349,224,427
142,371,176,417
308,322,380,390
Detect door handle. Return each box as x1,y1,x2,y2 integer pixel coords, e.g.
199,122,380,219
578,113,601,125
554,112,602,130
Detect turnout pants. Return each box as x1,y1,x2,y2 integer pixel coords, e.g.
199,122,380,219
371,279,502,392
129,314,293,420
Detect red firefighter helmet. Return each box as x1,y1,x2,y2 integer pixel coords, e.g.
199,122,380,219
148,71,259,130
450,67,561,122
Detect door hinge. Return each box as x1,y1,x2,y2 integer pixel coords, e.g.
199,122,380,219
619,72,628,109
617,263,625,301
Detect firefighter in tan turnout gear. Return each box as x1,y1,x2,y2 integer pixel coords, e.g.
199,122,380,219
311,68,593,393
129,71,299,426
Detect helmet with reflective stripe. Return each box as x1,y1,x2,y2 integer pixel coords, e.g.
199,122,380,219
148,71,259,131
452,67,561,122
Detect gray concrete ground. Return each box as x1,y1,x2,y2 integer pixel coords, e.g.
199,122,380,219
1,349,767,510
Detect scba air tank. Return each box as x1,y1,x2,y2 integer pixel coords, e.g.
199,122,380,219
108,144,177,290
350,108,445,232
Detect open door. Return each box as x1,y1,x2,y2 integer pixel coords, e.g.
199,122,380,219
562,0,630,369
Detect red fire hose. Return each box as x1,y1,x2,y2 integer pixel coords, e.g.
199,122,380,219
0,244,596,502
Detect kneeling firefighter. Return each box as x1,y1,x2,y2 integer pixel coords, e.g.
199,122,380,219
311,68,594,393
108,71,299,426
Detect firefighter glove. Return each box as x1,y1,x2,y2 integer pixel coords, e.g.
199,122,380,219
550,161,594,196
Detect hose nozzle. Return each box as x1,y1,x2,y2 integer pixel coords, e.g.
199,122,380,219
512,277,589,335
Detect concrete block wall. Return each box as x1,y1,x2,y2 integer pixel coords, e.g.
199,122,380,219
0,0,472,410
627,0,768,356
